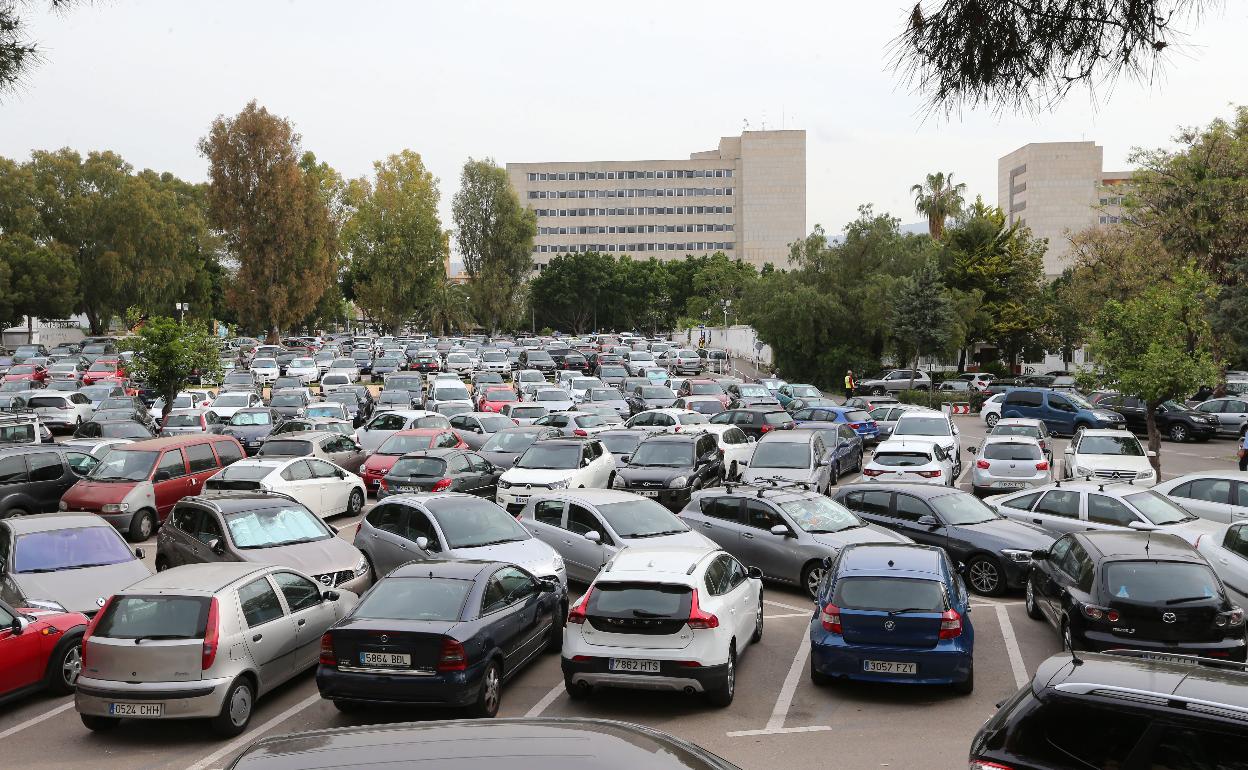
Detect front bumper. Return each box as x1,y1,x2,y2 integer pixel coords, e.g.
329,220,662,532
618,485,691,511
561,656,728,694
810,633,973,685
316,661,483,707
76,675,234,720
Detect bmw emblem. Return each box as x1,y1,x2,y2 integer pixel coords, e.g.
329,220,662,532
883,620,896,631
95,597,106,608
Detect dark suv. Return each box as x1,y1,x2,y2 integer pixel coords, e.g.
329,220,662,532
1095,394,1219,443
970,650,1248,769
708,407,795,440
613,432,722,511
1025,530,1246,659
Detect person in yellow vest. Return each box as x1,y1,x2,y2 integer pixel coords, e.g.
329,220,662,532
844,370,856,400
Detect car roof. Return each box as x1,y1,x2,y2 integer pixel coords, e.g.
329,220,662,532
123,562,274,594
183,492,299,513
995,417,1045,426
838,482,964,502
1,511,115,533
1075,530,1200,560
995,480,1149,498
601,544,721,580
389,559,504,580
115,434,228,451
1078,428,1134,437
873,438,942,452
839,543,947,579
639,433,698,444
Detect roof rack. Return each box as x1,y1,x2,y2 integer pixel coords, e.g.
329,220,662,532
1053,681,1248,723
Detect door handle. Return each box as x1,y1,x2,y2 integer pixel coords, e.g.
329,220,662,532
1031,519,1042,525
398,544,408,550
297,619,306,626
742,533,754,539
701,523,713,529
562,540,572,545
252,634,263,642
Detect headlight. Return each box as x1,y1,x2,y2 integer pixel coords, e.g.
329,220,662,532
101,503,129,513
551,554,565,572
354,557,369,576
669,476,688,488
1001,549,1032,564
612,475,625,488
548,480,569,489
498,479,511,490
1073,466,1090,477
24,598,67,612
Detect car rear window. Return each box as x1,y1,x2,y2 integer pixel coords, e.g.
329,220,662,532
833,577,947,611
164,413,202,427
353,577,470,621
763,412,794,426
587,582,692,618
845,410,872,422
390,457,447,477
1103,561,1221,604
983,443,1042,461
991,425,1042,439
94,595,211,639
258,440,313,457
872,451,932,467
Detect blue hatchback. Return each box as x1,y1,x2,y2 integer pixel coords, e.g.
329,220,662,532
791,405,881,443
809,543,974,693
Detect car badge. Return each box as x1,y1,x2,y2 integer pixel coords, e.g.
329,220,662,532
883,620,896,631
95,597,106,608
318,574,333,586
526,484,532,490
1162,612,1177,624
379,634,389,643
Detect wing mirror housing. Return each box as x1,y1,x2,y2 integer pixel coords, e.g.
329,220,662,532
538,576,559,593
152,471,171,482
917,515,939,527
1146,450,1157,458
770,524,792,538
134,547,145,559
1127,520,1157,531
208,538,226,556
415,536,430,550
584,530,602,544
746,565,763,580
967,445,977,455
322,590,340,602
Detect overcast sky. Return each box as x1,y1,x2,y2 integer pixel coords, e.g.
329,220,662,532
3,0,1246,244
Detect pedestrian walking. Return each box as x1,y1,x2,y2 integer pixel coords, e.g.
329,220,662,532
844,369,856,400
1239,432,1248,472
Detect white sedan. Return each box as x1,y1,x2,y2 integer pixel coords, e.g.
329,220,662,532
699,424,756,481
205,391,264,419
1195,522,1248,608
204,456,366,520
1061,428,1156,486
250,358,280,385
859,438,955,486
286,357,319,384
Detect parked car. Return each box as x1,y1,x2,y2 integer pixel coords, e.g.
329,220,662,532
478,426,560,470
966,435,1052,497
810,543,974,691
625,384,678,415
612,432,723,511
496,438,616,514
791,404,881,444
1061,428,1156,485
594,364,629,389
667,348,704,376
890,409,964,475
1195,521,1248,608
1191,396,1248,439
987,417,1054,461
355,409,452,454
212,407,286,455
0,597,89,705
24,391,95,433
739,430,836,493
256,430,367,474
698,424,757,481
843,395,899,412
158,408,222,436
708,407,794,440
998,387,1127,436
358,428,466,490
206,391,264,420
989,481,1220,543
268,389,310,418
865,403,924,442
75,562,358,735
499,402,548,426
856,369,932,395
533,411,609,437
1154,471,1248,524
860,438,955,486
204,456,365,520
379,449,502,498
1096,394,1219,442
447,412,518,450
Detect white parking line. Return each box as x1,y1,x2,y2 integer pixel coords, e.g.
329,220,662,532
995,604,1029,689
0,700,74,741
763,598,811,612
764,612,811,619
183,692,322,770
524,680,566,717
726,619,830,738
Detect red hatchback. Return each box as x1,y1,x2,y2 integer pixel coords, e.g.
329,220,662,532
477,386,520,413
81,359,125,386
359,428,466,491
3,363,47,384
0,598,89,705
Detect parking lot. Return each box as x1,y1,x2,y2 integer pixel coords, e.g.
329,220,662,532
2,405,1240,770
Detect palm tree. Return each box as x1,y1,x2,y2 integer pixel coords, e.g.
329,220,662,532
422,280,474,335
911,172,967,239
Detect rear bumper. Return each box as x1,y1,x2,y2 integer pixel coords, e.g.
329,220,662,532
316,662,481,707
1080,630,1247,660
810,632,972,685
561,656,728,693
75,675,234,720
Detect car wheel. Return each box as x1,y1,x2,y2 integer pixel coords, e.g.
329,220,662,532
1168,423,1189,442
127,509,155,542
362,552,377,583
966,555,1006,597
545,602,566,653
564,675,590,699
1024,578,1044,620
45,634,83,695
469,660,501,718
984,413,999,428
953,661,974,695
729,461,739,481
211,677,254,737
346,488,364,517
870,386,886,396
915,385,929,392
810,656,832,686
751,597,764,643
80,714,120,731
155,556,170,572
6,507,28,519
853,450,862,473
801,561,826,599
706,645,735,707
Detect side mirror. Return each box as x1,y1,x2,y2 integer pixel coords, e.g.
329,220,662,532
747,436,756,444
769,524,791,537
584,530,602,544
12,615,30,635
415,536,431,551
620,455,631,464
1031,549,1049,560
746,565,763,580
952,426,960,435
208,538,225,556
335,469,346,479
917,515,939,527
153,471,171,482
538,577,559,593
322,590,340,602
1127,520,1157,531
134,547,145,559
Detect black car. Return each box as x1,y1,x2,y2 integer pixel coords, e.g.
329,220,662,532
708,407,795,440
412,353,441,374
72,419,156,441
614,432,722,511
970,650,1248,769
1095,394,1219,443
351,349,374,376
267,391,310,418
832,483,1054,596
625,385,678,415
0,445,99,517
1025,530,1246,658
560,351,591,375
477,426,560,470
597,428,645,468
316,559,565,717
325,391,367,427
213,408,286,454
519,349,556,376
271,375,304,392
380,449,501,498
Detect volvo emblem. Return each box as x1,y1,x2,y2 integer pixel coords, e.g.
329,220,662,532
1162,612,1177,624
379,634,389,643
883,620,896,631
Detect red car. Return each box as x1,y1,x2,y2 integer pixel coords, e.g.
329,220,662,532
360,428,467,491
680,378,730,409
477,386,520,413
3,363,47,384
81,359,125,386
0,598,89,705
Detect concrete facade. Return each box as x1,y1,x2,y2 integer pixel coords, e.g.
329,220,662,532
507,130,805,270
997,141,1129,275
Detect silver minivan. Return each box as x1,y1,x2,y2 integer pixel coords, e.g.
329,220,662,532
76,562,357,736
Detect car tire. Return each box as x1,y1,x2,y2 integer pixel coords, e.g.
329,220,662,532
211,677,254,737
809,656,831,686
1024,578,1044,620
362,552,377,583
45,632,84,695
801,560,826,599
984,413,999,428
345,488,364,517
966,555,1006,597
729,461,739,481
706,645,736,707
1168,423,1189,442
545,602,566,653
127,509,155,542
468,659,502,718
953,661,974,695
751,598,764,644
564,675,590,699
5,507,29,519
81,714,120,731
852,450,862,473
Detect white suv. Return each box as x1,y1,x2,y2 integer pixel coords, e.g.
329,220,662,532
561,544,763,707
890,409,963,475
496,437,616,513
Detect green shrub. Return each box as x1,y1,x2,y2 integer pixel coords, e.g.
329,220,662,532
894,389,976,409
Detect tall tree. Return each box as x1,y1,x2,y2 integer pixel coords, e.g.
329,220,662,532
344,150,446,333
0,1,82,99
685,252,757,323
910,172,966,239
451,158,537,334
421,279,474,336
528,252,615,334
126,316,223,424
889,259,957,389
199,101,335,343
0,233,77,332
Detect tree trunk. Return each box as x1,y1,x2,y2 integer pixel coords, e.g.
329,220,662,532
1144,399,1163,478
160,383,177,431
266,326,279,345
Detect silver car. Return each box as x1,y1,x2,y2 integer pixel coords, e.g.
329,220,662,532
257,430,367,474
159,408,222,436
517,489,712,582
1153,471,1248,524
740,430,836,493
75,562,357,735
355,409,451,454
1192,396,1248,439
967,435,1051,497
856,369,933,395
867,403,925,442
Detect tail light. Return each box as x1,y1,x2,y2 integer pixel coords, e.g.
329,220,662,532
568,589,592,624
848,423,861,429
319,633,336,665
202,597,220,670
976,459,990,469
80,595,114,668
437,637,467,671
969,762,1016,770
938,608,963,639
820,603,842,634
1035,460,1049,471
1079,603,1115,622
759,424,773,433
862,468,886,477
431,478,452,492
378,478,389,491
687,589,719,630
917,470,942,478
573,429,588,437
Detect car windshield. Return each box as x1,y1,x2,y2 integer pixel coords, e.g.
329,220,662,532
13,526,135,572
1079,436,1144,456
678,412,710,424
481,431,538,453
595,499,687,538
214,464,272,480
353,577,469,621
378,434,437,455
894,417,950,437
93,595,211,640
88,449,158,481
271,394,306,407
929,493,999,525
390,457,447,476
983,443,1042,461
599,366,627,377
230,411,272,426
475,415,513,433
164,413,202,427
791,386,821,398
378,392,410,404
225,504,330,548
434,388,471,401
531,390,564,403
779,497,863,533
737,385,769,397
600,434,642,454
376,358,400,367
257,440,313,457
213,394,251,407
833,577,947,612
94,409,137,422
689,383,724,396
1123,491,1193,525
872,451,933,467
763,412,793,426
508,406,546,419
751,442,811,469
514,444,579,469
1103,561,1221,604
638,386,674,399
484,390,518,403
1065,392,1095,409
426,497,530,549
306,405,345,418
572,379,602,390
629,441,693,467
991,425,1042,440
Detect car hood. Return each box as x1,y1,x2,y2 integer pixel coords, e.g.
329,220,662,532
62,479,138,506
810,524,912,549
501,468,579,486
480,450,520,469
639,398,677,409
1071,456,1153,473
739,397,781,407
949,517,1054,551
1164,517,1223,546
10,560,151,615
536,400,574,411
445,536,559,576
620,529,715,549
241,536,362,575
221,425,276,440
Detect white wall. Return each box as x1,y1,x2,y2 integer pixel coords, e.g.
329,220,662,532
670,325,773,367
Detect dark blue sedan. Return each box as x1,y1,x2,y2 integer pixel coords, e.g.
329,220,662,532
316,559,567,717
809,543,974,693
791,405,881,443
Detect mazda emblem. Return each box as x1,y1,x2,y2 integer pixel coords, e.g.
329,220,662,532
883,620,896,631
1162,612,1177,624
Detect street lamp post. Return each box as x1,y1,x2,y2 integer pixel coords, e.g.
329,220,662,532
175,302,189,324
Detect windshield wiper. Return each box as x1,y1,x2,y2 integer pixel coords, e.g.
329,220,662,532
1164,595,1212,605
887,607,936,616
465,538,521,548
629,530,683,539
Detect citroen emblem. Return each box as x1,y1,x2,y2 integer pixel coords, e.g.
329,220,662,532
1162,612,1177,624
883,620,896,631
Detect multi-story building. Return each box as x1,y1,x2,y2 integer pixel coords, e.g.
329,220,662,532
507,129,805,271
997,141,1131,275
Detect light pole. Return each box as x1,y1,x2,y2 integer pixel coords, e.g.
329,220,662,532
175,302,189,324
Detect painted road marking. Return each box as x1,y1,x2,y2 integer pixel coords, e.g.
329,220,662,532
184,692,322,770
524,680,567,718
996,604,1030,689
0,700,74,741
727,619,830,737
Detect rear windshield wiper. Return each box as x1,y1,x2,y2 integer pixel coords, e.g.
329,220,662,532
1164,595,1212,605
887,607,937,616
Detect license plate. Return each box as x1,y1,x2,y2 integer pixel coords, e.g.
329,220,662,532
639,490,658,497
360,652,411,667
863,660,916,674
610,658,661,673
397,486,417,492
108,702,163,717
512,495,529,504
996,481,1026,488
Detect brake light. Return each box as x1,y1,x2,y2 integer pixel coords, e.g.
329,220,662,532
969,762,1015,770
1035,460,1049,471
431,478,452,492
687,588,719,630
202,597,220,670
1079,603,1113,621
319,633,336,666
437,637,467,671
848,423,861,429
573,429,588,437
80,595,114,668
759,424,773,433
821,603,842,634
568,589,592,624
976,459,990,469
862,468,886,477
938,608,963,639
917,470,942,478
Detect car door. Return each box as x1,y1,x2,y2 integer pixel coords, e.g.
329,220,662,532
0,601,45,695
1085,493,1144,532
722,555,758,643
587,441,612,486
279,460,323,517
184,441,220,496
270,571,336,674
493,566,548,666
465,452,499,496
838,489,895,531
891,493,945,547
1044,393,1079,435
523,498,569,562
1166,477,1237,524
689,495,748,552
478,568,536,670
306,458,348,517
1215,524,1248,606
444,453,473,492
184,506,228,564
741,498,798,581
1118,396,1148,434
1033,535,1075,625
1027,489,1087,536
236,575,295,690
563,503,615,579
153,448,191,519
359,503,411,575
24,451,70,511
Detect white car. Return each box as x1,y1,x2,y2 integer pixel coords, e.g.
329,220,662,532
355,409,452,453
890,409,963,475
26,391,95,431
1153,471,1248,524
206,391,264,419
326,358,360,383
860,438,955,486
561,543,762,706
249,358,280,385
532,386,575,413
674,395,724,417
569,377,605,404
699,424,756,481
426,382,474,413
204,456,366,520
1195,522,1248,608
624,350,658,376
479,350,512,376
496,437,616,512
286,357,319,384
980,393,1006,427
624,408,710,435
1060,428,1156,486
